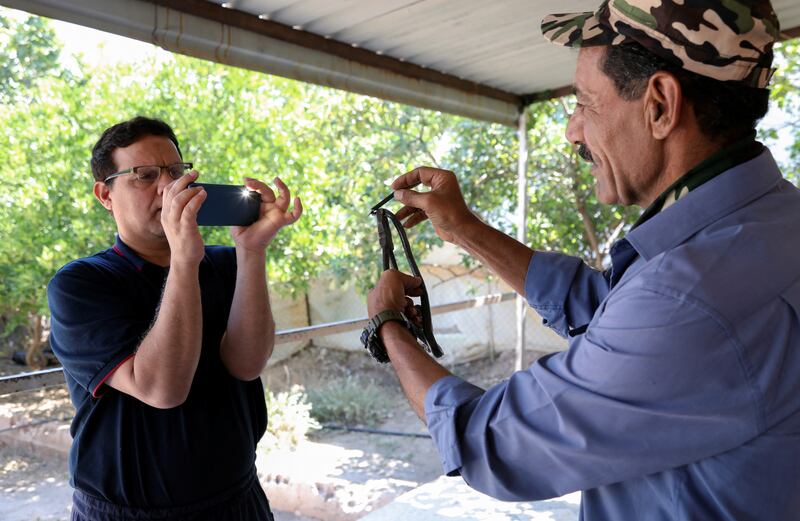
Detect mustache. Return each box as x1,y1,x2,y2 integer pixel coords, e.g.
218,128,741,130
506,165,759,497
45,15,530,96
577,143,594,164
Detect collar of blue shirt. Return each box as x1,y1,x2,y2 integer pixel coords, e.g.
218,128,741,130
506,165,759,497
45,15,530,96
624,148,782,263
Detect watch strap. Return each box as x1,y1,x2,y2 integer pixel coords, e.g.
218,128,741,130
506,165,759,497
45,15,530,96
361,309,410,363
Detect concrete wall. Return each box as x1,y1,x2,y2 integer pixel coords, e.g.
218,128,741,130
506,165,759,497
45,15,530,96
303,266,566,365
271,240,566,363
270,292,311,364
269,243,568,365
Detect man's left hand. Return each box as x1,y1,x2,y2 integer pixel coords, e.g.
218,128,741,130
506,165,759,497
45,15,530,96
231,177,303,252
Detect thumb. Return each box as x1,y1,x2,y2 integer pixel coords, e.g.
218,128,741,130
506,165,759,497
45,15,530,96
394,189,427,210
396,272,423,294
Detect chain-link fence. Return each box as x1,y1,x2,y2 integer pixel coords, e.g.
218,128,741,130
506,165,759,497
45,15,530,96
302,264,567,365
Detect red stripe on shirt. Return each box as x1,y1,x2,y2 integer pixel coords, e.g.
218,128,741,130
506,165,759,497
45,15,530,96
92,353,135,398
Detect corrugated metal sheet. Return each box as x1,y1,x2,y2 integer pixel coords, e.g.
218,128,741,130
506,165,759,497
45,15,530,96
3,0,799,126
214,0,591,96
6,0,523,125
216,0,800,95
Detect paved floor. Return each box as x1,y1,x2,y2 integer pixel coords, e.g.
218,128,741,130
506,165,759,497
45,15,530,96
0,437,313,521
2,476,72,521
361,475,581,521
0,474,317,521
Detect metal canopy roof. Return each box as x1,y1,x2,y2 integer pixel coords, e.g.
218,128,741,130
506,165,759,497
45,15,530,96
220,0,579,96
4,0,800,126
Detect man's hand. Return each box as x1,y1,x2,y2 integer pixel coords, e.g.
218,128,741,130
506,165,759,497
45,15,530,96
391,167,478,244
368,270,424,320
392,166,534,296
367,269,451,421
161,171,207,267
231,177,303,252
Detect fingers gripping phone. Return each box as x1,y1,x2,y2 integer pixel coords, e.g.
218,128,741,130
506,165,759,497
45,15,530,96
188,183,261,226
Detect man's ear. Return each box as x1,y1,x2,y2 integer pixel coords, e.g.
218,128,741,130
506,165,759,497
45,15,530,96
94,181,113,214
643,71,682,140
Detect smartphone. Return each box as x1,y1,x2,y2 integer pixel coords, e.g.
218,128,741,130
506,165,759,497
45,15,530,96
188,183,261,226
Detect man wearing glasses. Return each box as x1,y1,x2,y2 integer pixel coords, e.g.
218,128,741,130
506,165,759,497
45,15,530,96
47,116,301,520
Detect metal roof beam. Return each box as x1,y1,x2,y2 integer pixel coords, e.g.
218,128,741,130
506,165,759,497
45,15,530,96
2,0,523,126
782,25,800,40
3,1,798,120
152,0,522,106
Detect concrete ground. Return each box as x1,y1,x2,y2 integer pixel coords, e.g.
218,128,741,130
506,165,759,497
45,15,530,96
2,466,72,521
362,476,581,521
0,441,316,521
0,414,436,521
2,349,579,520
1,420,581,521
2,469,581,521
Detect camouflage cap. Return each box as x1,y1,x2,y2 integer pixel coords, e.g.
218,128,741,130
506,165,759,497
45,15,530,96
541,0,780,88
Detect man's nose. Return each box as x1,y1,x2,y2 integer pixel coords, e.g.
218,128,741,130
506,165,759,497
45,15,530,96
565,109,582,146
156,168,175,196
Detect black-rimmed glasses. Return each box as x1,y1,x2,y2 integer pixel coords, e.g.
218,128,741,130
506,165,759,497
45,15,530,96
104,162,193,185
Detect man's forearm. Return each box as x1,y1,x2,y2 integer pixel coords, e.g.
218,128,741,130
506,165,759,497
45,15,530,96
454,218,535,296
221,249,274,380
129,264,203,406
381,322,451,422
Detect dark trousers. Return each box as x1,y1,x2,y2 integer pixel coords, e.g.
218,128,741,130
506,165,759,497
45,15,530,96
71,470,274,521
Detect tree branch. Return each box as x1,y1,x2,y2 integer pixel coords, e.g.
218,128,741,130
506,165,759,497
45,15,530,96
565,158,602,268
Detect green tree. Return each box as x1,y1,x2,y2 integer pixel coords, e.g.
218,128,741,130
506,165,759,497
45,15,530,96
4,11,797,363
0,8,80,363
0,48,457,348
762,39,800,183
444,99,638,270
0,9,63,104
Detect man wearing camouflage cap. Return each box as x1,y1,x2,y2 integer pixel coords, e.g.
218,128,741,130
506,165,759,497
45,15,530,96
366,0,800,518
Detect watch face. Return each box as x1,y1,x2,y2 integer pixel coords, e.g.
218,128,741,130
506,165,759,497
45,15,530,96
368,341,390,364
360,323,390,364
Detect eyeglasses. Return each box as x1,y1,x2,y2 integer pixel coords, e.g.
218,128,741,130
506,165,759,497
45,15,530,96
104,162,193,185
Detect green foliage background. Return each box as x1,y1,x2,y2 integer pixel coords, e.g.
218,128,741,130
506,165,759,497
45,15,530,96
0,8,798,338
762,39,800,184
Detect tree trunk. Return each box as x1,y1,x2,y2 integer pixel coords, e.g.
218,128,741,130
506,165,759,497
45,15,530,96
25,313,46,369
575,198,603,269
567,161,603,269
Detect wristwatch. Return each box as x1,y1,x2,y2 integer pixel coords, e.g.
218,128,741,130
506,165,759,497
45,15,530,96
360,309,411,363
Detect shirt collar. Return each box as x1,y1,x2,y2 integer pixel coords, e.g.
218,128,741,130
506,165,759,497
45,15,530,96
112,235,148,272
625,148,783,261
632,132,764,229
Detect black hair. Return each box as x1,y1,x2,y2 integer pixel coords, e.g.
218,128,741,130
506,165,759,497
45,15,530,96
91,116,182,182
600,43,770,144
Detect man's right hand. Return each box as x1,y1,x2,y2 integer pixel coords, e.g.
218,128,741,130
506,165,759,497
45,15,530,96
160,171,207,266
391,167,478,244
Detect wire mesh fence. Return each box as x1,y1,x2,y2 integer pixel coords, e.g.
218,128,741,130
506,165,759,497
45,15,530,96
0,266,568,450
305,264,567,365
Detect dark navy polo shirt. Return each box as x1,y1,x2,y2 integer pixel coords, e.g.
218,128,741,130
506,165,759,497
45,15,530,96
47,236,267,508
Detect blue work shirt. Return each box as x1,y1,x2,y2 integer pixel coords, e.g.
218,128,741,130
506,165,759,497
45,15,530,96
424,149,800,520
48,237,267,508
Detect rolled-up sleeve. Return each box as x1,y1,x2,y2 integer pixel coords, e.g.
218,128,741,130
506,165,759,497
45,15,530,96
424,283,761,501
524,251,610,337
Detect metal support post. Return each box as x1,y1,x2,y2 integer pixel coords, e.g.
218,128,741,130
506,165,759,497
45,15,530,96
515,109,529,371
